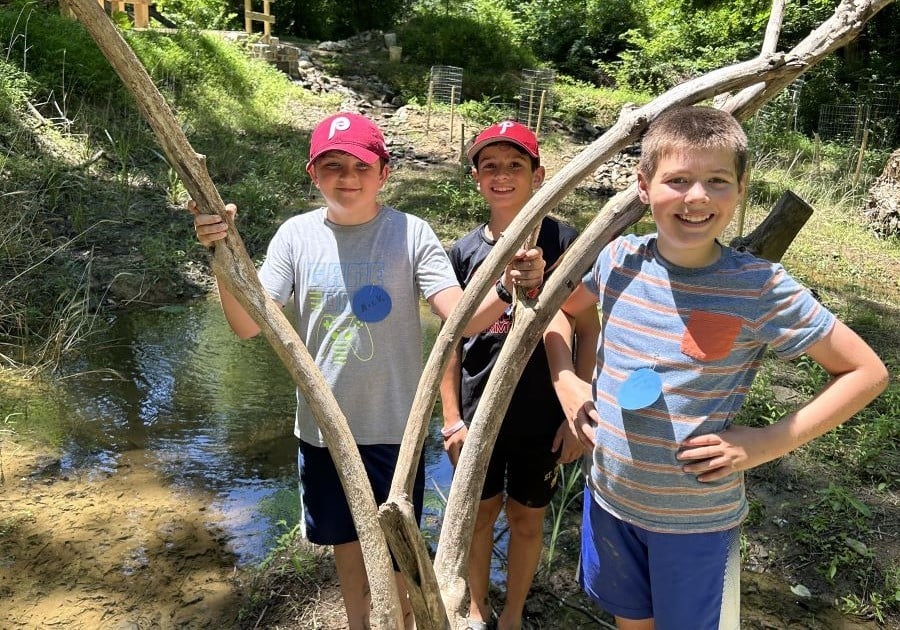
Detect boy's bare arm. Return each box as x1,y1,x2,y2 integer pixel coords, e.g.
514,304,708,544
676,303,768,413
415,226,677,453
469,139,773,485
438,343,467,467
678,319,889,482
544,283,600,448
189,201,265,339
428,246,545,337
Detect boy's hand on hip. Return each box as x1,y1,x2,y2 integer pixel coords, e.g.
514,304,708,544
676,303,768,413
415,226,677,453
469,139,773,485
506,246,545,289
677,424,771,482
553,420,587,464
571,401,598,450
188,199,236,248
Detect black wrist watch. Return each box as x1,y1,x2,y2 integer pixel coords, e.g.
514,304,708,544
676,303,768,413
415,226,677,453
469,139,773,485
494,278,513,304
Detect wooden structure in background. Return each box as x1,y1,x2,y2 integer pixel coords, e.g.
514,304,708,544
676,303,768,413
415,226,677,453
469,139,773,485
60,1,150,27
244,0,275,42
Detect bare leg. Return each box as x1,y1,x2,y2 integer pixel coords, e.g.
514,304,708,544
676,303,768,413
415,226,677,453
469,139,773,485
467,495,503,623
333,541,371,629
616,617,654,630
496,499,545,630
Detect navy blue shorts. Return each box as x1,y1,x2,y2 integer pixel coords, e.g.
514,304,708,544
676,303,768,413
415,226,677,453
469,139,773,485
579,491,741,629
298,441,425,547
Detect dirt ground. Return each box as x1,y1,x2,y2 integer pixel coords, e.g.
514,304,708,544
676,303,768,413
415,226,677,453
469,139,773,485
0,435,887,630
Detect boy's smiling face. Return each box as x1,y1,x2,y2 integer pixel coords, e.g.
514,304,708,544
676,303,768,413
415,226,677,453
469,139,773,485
638,147,746,268
473,143,545,216
308,150,389,223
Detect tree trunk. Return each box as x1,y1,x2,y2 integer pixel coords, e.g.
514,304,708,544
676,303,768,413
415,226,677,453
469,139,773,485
863,147,900,238
730,190,814,262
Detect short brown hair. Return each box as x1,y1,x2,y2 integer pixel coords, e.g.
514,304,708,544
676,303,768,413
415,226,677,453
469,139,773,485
638,106,748,180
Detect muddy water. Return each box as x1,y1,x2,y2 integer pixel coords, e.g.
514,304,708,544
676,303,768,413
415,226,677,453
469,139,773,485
0,298,454,628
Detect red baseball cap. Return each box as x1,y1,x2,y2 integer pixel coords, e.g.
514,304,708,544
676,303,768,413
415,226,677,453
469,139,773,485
307,112,390,166
466,121,540,164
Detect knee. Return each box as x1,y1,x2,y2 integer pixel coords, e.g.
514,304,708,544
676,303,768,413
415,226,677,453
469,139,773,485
475,496,503,530
506,502,545,539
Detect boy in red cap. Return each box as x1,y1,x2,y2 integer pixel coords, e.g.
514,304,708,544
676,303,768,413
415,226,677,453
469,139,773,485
439,121,600,630
192,112,547,629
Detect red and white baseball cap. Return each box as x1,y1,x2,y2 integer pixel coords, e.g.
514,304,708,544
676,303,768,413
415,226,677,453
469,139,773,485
466,120,540,164
307,112,390,166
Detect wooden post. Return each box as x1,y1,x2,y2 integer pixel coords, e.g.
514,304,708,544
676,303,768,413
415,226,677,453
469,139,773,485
535,89,547,137
244,0,252,33
425,79,433,132
852,127,869,187
526,87,535,129
133,0,149,27
730,190,814,263
449,85,456,143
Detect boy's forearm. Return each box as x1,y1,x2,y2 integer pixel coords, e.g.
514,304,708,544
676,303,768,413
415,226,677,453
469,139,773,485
544,309,577,384
439,344,464,428
758,321,888,461
573,305,600,381
767,359,888,458
215,276,262,339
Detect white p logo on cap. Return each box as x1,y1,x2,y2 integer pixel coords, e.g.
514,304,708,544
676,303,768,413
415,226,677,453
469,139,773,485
498,121,515,135
328,116,351,139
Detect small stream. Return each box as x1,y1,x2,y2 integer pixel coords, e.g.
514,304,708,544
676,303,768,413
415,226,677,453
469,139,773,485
25,298,461,567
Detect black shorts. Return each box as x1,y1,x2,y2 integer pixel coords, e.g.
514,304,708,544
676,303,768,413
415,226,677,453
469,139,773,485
481,426,561,508
298,441,425,547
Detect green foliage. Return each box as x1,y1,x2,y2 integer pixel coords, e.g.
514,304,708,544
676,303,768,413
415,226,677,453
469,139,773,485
154,0,238,30
0,6,128,103
277,0,413,40
605,0,771,91
398,5,536,102
551,75,647,126
512,0,642,84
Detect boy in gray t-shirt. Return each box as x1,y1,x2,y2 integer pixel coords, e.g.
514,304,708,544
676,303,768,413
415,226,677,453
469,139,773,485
192,112,546,629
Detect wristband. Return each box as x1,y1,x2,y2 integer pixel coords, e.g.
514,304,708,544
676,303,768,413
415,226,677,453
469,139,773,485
494,279,513,304
441,419,466,438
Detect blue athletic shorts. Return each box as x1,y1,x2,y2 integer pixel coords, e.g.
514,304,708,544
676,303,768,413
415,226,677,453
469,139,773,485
579,491,741,629
298,441,425,547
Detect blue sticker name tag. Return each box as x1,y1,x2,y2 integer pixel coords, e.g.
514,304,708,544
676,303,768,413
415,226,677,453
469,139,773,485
351,285,392,323
617,367,663,410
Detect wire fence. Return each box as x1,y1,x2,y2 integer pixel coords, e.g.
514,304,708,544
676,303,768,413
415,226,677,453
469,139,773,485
817,82,898,149
518,69,555,134
428,65,463,106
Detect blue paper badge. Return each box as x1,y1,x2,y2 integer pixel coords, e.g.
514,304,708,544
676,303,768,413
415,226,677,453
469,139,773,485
351,285,392,323
617,367,663,410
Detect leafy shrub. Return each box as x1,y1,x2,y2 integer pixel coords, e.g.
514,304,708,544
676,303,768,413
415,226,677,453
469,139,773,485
514,0,643,85
398,9,536,102
154,0,238,30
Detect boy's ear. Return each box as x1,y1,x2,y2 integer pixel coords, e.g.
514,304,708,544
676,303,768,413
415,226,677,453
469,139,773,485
738,172,749,197
532,165,546,191
379,163,390,186
637,171,651,204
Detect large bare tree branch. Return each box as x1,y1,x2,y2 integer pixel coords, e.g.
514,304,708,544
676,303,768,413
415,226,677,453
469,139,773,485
64,1,405,626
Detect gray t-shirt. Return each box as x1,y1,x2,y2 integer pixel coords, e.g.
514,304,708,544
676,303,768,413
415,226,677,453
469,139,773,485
258,206,459,446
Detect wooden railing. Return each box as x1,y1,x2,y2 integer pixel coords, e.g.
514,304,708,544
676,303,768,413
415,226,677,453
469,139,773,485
61,1,151,28
244,0,275,42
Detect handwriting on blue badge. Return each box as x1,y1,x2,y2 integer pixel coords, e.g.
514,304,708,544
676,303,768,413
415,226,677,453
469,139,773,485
351,285,392,323
617,367,663,410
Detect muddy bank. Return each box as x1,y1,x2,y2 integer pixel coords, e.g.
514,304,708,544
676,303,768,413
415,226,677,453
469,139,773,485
0,438,243,629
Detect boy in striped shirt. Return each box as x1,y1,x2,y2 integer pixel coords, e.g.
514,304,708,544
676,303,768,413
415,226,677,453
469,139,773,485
544,106,887,629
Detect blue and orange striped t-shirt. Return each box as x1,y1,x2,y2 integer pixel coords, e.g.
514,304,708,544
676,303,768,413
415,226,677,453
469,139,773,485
583,234,835,534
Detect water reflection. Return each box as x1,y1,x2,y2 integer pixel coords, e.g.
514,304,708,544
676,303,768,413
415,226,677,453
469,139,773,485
42,298,453,565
